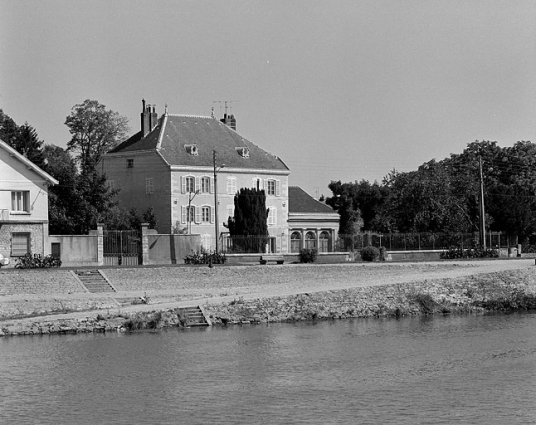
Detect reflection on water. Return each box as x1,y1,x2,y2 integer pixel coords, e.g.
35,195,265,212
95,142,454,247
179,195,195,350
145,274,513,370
1,312,535,424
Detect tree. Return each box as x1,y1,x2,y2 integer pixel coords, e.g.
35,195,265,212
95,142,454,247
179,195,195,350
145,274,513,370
226,188,269,252
0,109,19,146
43,145,119,234
65,99,129,171
15,123,45,168
43,145,79,234
0,110,45,168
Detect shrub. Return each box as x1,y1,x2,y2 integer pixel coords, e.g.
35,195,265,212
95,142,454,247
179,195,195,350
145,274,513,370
379,246,387,262
184,250,226,265
15,253,62,269
298,248,317,263
440,247,499,260
360,246,380,262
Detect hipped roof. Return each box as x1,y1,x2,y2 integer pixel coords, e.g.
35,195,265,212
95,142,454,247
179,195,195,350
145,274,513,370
109,114,289,171
288,186,337,214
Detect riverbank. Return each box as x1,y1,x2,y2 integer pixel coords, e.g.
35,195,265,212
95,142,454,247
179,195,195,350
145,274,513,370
1,260,535,336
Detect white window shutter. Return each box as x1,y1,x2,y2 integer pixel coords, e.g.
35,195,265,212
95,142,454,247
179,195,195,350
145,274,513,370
276,180,281,196
227,177,232,194
181,206,186,223
195,206,201,223
195,176,200,192
181,176,186,194
211,206,215,223
210,177,214,194
273,207,277,225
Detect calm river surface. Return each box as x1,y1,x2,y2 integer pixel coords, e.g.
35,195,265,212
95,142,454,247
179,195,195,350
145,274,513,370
1,312,535,425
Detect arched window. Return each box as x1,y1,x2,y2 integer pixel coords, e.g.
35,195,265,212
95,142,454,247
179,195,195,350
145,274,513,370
319,231,330,253
305,231,316,250
291,231,301,253
182,175,195,193
201,176,212,193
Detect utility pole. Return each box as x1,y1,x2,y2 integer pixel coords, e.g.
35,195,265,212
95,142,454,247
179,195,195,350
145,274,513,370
479,155,486,249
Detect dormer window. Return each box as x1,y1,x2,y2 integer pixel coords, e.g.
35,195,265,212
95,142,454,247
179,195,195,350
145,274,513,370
236,147,249,158
185,144,199,156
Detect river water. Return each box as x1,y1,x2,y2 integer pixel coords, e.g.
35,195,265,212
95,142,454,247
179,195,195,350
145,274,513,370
1,312,535,425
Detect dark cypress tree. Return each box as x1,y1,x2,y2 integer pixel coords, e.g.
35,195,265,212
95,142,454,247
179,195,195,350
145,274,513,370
227,188,269,252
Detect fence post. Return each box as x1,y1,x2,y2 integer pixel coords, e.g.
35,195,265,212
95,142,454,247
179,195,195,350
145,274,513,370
97,223,104,266
141,223,149,265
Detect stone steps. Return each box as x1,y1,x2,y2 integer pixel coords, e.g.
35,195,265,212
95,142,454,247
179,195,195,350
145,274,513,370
177,306,210,327
74,270,116,293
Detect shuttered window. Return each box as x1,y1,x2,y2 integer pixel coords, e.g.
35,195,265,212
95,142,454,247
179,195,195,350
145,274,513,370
145,178,154,194
12,233,30,256
227,177,237,194
267,207,277,226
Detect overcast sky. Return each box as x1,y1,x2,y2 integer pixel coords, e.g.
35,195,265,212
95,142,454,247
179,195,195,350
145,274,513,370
2,0,535,197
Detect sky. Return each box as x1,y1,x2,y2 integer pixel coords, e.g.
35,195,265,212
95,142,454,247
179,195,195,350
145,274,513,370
1,0,536,198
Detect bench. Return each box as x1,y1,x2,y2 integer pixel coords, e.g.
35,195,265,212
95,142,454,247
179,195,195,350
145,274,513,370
259,255,285,265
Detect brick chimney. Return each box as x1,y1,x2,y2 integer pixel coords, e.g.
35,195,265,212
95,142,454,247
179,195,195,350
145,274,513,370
220,114,236,130
140,100,158,137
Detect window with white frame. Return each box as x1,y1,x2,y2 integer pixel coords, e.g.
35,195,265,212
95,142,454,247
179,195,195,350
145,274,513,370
107,180,115,190
182,175,196,193
11,191,30,212
252,177,262,190
126,158,134,168
182,205,196,223
187,205,195,223
201,176,211,193
145,178,154,194
227,176,237,194
227,205,235,220
201,206,211,223
265,179,281,196
266,179,276,195
267,207,277,225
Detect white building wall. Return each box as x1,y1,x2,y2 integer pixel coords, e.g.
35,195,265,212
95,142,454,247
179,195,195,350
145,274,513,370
171,168,290,252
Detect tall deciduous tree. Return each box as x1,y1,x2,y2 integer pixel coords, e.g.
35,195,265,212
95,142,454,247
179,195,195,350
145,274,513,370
226,188,269,252
65,99,129,171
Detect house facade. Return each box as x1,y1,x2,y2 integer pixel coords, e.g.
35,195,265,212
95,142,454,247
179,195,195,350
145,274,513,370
100,101,291,253
288,186,340,253
0,139,58,262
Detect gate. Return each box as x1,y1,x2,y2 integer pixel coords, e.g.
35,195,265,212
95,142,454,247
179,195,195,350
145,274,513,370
103,230,141,266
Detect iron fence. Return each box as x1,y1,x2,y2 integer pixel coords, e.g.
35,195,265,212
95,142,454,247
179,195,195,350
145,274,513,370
334,232,517,252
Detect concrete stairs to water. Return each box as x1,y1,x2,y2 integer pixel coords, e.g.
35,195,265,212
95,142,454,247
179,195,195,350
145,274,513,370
73,270,116,293
177,306,211,327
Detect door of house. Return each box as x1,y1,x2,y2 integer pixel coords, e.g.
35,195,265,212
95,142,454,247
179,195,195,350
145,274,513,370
103,230,141,266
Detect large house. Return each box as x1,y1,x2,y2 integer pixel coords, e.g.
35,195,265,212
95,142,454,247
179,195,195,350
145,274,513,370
0,139,58,262
101,101,291,253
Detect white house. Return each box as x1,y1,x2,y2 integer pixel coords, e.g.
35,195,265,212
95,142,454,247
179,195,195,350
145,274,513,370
0,139,58,262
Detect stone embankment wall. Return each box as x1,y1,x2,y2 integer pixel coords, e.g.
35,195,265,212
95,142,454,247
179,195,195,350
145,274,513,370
203,268,536,324
1,267,535,336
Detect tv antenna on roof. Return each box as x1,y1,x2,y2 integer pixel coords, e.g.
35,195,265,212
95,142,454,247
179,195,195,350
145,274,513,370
212,100,238,118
